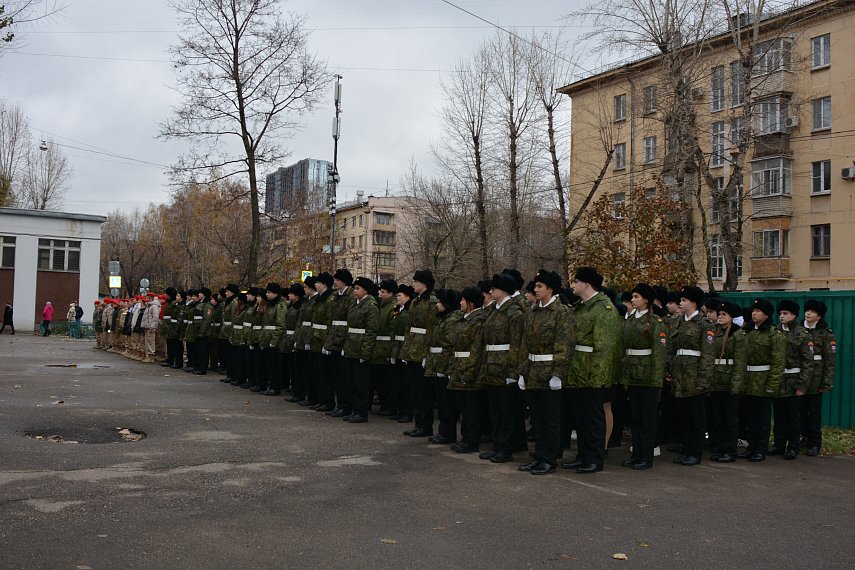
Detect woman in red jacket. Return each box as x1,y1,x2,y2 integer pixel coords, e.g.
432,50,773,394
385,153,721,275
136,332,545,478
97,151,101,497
41,301,55,336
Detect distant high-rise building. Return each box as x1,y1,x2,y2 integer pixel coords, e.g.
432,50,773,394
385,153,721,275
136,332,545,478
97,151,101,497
264,158,329,218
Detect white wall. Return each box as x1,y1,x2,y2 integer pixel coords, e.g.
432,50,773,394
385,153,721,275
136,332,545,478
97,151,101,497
11,235,38,331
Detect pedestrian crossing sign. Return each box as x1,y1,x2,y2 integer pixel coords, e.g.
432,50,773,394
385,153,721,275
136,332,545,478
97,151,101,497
301,270,313,281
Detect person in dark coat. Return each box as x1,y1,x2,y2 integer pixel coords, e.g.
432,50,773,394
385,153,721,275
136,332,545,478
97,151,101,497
0,303,13,334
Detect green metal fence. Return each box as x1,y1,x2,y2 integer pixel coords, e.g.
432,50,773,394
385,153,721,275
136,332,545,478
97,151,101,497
720,290,853,428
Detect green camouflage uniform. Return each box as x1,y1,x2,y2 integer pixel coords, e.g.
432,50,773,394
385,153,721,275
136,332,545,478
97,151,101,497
325,287,355,354
568,292,621,389
182,301,198,343
742,321,785,397
710,324,747,395
667,312,714,397
219,297,237,341
519,296,576,390
802,320,836,394
371,296,396,365
778,323,810,396
480,297,525,387
400,292,438,363
260,296,287,350
620,310,668,389
343,295,379,361
230,305,249,347
310,291,333,353
446,308,489,390
295,293,317,352
391,303,409,362
425,309,462,378
278,299,303,353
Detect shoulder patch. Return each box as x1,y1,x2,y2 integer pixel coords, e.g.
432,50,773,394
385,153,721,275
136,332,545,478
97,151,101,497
706,333,714,344
659,331,667,346
807,341,814,354
830,340,837,353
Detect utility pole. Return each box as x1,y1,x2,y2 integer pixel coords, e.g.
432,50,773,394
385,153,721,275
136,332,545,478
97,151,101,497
328,74,342,268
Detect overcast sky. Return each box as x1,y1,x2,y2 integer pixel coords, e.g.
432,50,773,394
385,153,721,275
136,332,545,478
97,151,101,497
1,0,599,216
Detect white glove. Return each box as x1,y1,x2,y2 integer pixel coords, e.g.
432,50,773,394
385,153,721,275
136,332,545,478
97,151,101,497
359,358,366,363
506,377,517,385
249,345,254,351
436,373,445,378
422,358,426,367
390,358,396,365
549,376,562,390
321,348,329,355
304,344,310,351
518,375,526,390
341,350,345,357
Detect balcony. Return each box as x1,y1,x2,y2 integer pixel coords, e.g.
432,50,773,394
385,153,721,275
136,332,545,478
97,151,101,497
749,256,791,281
751,194,792,218
752,132,791,159
750,70,794,99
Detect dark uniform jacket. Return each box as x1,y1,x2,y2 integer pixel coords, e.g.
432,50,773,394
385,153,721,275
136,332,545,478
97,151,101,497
480,296,525,387
778,323,811,396
278,299,302,353
371,296,397,364
229,305,248,346
447,308,489,391
667,311,714,398
260,296,287,349
709,324,746,394
325,287,355,353
742,319,785,397
219,297,237,340
295,293,317,351
391,303,410,362
621,310,667,389
209,302,223,339
310,290,333,353
343,295,379,360
425,309,462,378
568,292,621,389
802,319,836,394
519,296,576,390
400,292,438,363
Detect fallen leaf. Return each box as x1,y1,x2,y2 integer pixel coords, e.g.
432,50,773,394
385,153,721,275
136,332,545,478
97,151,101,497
636,541,652,548
245,401,250,405
380,538,398,544
604,527,613,531
97,534,108,538
51,400,64,405
637,503,651,509
164,374,171,377
431,526,447,531
558,554,577,560
822,524,834,528
76,566,93,570
613,553,628,560
13,385,21,388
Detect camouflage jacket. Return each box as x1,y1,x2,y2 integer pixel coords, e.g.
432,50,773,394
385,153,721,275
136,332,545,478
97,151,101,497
259,296,287,349
480,296,525,387
709,324,747,394
620,310,667,389
667,311,714,398
219,297,238,340
343,295,379,360
371,296,397,364
802,319,836,394
193,300,213,339
325,287,355,352
519,296,576,390
310,290,333,353
742,320,786,397
278,299,303,353
93,306,103,332
181,302,197,342
400,292,438,362
447,308,489,390
568,292,621,389
295,293,317,351
102,305,114,333
229,305,249,346
391,303,410,360
425,309,462,378
778,323,811,396
160,301,175,339
209,302,224,339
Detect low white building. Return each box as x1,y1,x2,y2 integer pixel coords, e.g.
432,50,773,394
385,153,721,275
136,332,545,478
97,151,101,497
0,207,106,331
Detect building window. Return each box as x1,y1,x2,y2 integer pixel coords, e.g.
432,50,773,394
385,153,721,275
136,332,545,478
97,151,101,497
710,235,724,279
614,94,627,121
375,253,396,267
350,236,355,248
730,117,744,148
613,143,626,170
358,214,364,227
811,34,831,69
812,96,831,131
753,38,792,75
37,239,80,272
752,229,787,258
730,61,744,106
351,216,356,228
812,160,832,194
811,224,831,258
755,97,786,134
644,187,657,199
643,136,657,164
340,218,347,230
0,236,15,268
358,235,363,248
375,212,393,225
612,192,626,219
711,66,725,112
374,231,396,246
642,85,657,113
751,158,791,196
711,121,725,167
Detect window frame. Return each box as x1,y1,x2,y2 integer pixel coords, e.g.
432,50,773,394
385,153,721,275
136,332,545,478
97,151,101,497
642,85,657,113
811,34,831,69
613,142,626,170
711,121,726,167
612,192,626,220
711,66,725,112
643,136,657,164
755,96,786,135
811,160,832,194
614,93,627,122
811,223,831,258
752,229,787,258
729,60,745,107
751,157,792,197
811,96,831,132
0,236,15,269
37,239,81,272
752,38,793,75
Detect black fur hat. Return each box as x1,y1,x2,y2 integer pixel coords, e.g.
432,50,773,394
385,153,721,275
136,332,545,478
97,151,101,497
460,286,484,308
412,269,435,291
752,298,775,317
574,266,603,290
334,268,354,286
379,279,398,294
804,299,827,318
492,273,517,296
436,288,460,310
534,268,561,292
777,299,800,316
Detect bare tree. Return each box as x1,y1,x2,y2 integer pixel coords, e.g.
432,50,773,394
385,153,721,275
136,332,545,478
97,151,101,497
0,98,29,206
159,0,326,285
19,138,70,210
0,1,65,50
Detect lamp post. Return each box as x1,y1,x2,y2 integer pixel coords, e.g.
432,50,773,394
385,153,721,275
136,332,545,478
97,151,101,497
328,74,342,268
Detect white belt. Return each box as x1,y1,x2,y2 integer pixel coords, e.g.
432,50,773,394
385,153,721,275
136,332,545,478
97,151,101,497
224,321,233,326
429,347,442,354
784,367,801,374
183,320,190,324
410,327,427,334
312,324,328,330
194,316,202,320
714,358,734,366
575,345,593,353
814,355,823,361
529,354,553,362
626,348,652,356
286,330,295,335
454,351,471,358
376,336,391,341
302,321,311,327
348,327,365,334
332,320,348,326
747,365,771,372
252,326,262,331
486,344,510,352
232,325,244,330
263,326,276,330
676,349,701,357
243,322,252,327
394,335,406,341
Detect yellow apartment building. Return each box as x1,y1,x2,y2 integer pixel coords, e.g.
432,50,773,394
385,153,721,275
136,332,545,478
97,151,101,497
560,0,855,291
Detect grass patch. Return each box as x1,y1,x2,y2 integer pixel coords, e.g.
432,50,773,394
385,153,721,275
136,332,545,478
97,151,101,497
822,428,855,457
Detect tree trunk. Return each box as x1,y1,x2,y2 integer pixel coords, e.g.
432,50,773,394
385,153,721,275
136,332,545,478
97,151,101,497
546,105,569,275
508,117,520,267
473,135,489,277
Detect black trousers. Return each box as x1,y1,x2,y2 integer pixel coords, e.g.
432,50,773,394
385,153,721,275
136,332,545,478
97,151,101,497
229,343,245,383
628,386,661,463
657,386,679,445
0,322,15,334
488,385,520,454
372,363,392,411
455,390,483,449
773,396,802,451
218,339,230,372
166,337,179,366
709,391,740,456
559,389,576,454
389,362,408,415
510,387,529,452
525,389,562,464
351,360,372,417
290,351,306,399
208,337,219,369
744,395,772,454
331,353,353,412
263,348,282,391
610,384,629,445
303,351,319,404
247,345,263,386
185,341,196,367
194,337,209,372
675,394,707,459
315,352,335,408
433,376,458,440
800,393,824,448
407,362,433,431
569,387,607,466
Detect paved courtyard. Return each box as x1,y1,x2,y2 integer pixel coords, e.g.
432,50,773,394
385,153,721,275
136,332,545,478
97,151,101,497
1,334,853,569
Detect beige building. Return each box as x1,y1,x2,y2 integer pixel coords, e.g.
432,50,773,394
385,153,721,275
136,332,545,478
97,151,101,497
560,0,855,291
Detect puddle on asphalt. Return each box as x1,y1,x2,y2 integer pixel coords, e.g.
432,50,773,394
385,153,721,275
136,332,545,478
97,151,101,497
44,364,112,369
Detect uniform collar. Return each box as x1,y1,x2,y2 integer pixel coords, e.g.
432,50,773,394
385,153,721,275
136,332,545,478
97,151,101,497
538,295,559,308
803,319,817,330
634,309,648,318
684,310,699,321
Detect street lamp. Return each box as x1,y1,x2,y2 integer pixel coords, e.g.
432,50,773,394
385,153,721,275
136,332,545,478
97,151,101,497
328,74,342,267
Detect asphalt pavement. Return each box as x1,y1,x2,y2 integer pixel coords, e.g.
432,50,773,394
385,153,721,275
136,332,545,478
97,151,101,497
1,333,853,569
